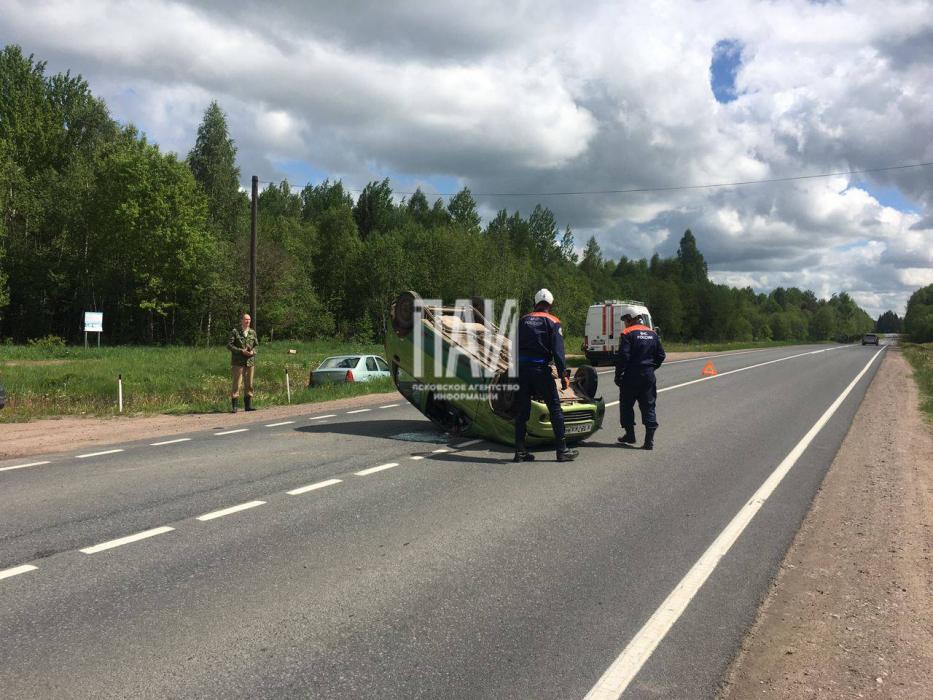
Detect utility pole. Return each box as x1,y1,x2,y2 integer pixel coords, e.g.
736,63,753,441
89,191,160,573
250,175,258,332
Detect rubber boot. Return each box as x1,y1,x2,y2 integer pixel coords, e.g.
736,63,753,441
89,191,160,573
513,441,535,462
244,395,256,412
556,440,579,462
617,427,637,445
231,397,238,414
643,428,656,450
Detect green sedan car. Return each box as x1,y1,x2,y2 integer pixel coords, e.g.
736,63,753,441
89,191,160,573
385,291,605,446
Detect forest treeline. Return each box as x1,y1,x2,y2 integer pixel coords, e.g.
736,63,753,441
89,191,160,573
1,45,881,345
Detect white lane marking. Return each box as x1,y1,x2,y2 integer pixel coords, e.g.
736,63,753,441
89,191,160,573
355,462,399,476
215,428,248,436
287,478,342,495
197,500,266,521
584,346,886,700
380,403,401,408
0,564,38,580
265,421,295,427
454,439,483,449
347,408,371,414
309,414,336,420
0,460,50,473
150,438,191,446
595,345,832,374
80,526,175,554
432,448,451,453
76,449,124,459
410,456,425,461
604,346,848,407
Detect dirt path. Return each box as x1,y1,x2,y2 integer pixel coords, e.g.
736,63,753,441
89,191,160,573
720,349,933,698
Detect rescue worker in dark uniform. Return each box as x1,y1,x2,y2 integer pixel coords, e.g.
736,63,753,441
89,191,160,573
615,312,665,450
513,289,579,463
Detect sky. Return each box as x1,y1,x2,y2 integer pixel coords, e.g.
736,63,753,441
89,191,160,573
2,0,932,316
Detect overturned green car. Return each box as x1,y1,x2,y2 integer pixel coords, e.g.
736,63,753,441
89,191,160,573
385,291,605,446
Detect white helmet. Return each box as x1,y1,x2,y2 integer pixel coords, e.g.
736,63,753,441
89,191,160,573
534,288,554,306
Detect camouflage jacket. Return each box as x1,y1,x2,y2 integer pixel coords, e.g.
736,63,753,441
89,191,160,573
228,327,259,367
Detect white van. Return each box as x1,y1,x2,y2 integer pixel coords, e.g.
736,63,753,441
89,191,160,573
582,300,654,365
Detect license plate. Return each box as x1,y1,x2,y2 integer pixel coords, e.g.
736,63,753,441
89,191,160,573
565,422,593,435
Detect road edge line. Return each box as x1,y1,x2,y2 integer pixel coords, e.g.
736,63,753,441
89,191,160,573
584,346,885,699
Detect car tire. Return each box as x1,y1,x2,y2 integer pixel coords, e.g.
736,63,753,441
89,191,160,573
392,291,417,337
573,366,599,400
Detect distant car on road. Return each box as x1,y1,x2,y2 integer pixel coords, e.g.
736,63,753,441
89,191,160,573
309,355,391,386
861,333,879,346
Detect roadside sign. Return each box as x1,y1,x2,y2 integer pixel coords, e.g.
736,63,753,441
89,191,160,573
84,311,103,348
84,312,103,333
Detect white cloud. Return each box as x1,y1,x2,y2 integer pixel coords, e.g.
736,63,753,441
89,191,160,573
1,0,931,315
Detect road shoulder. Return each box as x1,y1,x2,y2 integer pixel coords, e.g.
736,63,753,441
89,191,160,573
0,391,401,460
719,348,933,698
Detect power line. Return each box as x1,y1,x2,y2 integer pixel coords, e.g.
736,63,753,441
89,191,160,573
256,160,933,198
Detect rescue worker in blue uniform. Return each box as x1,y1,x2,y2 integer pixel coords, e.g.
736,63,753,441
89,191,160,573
513,289,579,463
615,312,666,450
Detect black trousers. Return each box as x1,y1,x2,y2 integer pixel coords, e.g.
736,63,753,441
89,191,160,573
619,371,659,430
515,363,565,445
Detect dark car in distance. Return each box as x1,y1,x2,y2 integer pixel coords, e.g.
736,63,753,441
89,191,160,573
861,333,879,345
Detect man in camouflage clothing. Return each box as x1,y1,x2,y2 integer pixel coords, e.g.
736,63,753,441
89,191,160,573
228,313,258,413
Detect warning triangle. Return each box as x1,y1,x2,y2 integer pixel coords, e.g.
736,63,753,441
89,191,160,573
701,361,718,376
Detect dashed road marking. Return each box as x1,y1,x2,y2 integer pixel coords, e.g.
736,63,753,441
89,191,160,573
347,408,371,414
197,500,265,521
309,414,336,420
380,403,401,408
265,421,295,427
80,526,175,554
76,449,124,459
595,347,775,374
432,449,451,453
410,456,425,461
287,478,342,495
0,564,38,581
454,439,483,449
215,428,248,436
355,462,399,476
150,438,191,446
0,460,50,472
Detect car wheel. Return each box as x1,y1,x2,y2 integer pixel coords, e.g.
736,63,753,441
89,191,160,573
392,291,417,337
573,366,599,399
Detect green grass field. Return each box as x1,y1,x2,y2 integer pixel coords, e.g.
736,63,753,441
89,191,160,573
0,340,394,422
902,342,933,421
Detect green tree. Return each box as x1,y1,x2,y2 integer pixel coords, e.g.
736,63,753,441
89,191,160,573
406,187,431,227
810,305,836,340
353,178,394,239
875,310,902,333
187,101,243,238
447,187,481,234
579,236,603,277
677,229,708,284
904,284,933,343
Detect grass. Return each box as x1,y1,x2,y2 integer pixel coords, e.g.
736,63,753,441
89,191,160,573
902,342,933,421
0,340,395,422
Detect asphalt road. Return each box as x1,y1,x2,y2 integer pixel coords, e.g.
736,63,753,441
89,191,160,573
0,342,887,699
